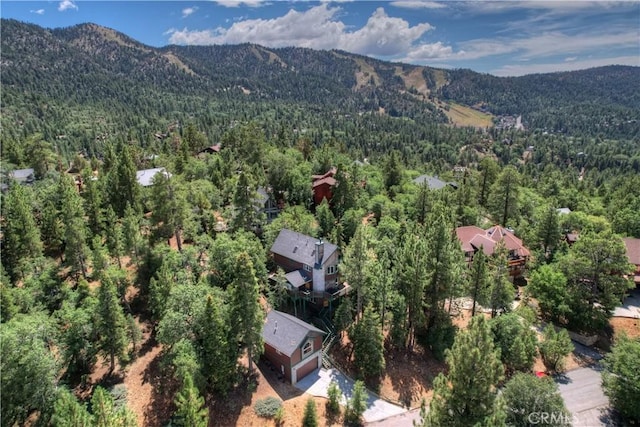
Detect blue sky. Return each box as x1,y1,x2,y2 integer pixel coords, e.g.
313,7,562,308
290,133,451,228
2,1,639,76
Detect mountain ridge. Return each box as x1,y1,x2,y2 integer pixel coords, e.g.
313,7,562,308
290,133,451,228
1,18,638,147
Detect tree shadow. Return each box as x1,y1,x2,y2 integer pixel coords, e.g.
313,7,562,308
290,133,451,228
258,357,304,401
386,345,444,408
142,350,179,427
206,369,257,426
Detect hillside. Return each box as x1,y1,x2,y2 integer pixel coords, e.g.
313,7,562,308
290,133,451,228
1,18,639,157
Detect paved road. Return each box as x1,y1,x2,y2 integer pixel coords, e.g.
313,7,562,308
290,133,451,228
613,288,640,318
555,366,612,427
366,408,422,426
295,368,407,423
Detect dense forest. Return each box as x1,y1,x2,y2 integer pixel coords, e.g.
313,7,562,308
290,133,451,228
1,19,639,427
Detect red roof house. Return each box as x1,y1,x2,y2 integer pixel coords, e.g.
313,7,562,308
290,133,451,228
456,225,531,278
311,168,337,206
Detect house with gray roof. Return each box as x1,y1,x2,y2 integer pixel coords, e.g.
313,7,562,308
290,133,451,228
262,310,325,384
413,174,458,190
270,229,346,301
136,167,171,187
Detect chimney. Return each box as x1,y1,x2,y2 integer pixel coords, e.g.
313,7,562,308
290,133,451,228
315,240,324,265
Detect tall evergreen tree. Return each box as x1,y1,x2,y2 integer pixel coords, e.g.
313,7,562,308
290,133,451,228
468,248,489,316
426,316,504,427
349,304,385,382
82,169,105,236
341,224,372,318
230,171,260,233
395,228,429,349
97,272,129,372
122,204,142,262
173,374,209,427
105,207,124,269
151,172,190,252
91,387,137,427
59,174,90,280
228,252,264,372
1,183,43,280
477,157,499,208
52,388,93,427
536,204,561,261
488,165,520,226
487,242,515,318
198,295,237,394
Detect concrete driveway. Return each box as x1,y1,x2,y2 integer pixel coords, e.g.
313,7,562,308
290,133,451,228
614,288,640,318
295,368,407,423
555,366,613,427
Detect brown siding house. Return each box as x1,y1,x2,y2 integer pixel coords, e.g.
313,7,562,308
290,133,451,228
262,310,325,384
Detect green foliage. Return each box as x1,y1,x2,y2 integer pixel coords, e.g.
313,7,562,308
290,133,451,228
52,388,93,427
501,373,569,427
528,265,570,324
602,334,640,422
349,304,385,382
345,380,368,426
229,252,265,372
426,315,504,427
539,325,573,373
488,166,520,227
173,374,209,427
559,230,633,332
254,397,283,418
97,271,129,372
327,381,342,416
1,313,59,426
90,386,137,427
421,310,457,362
302,398,319,427
1,183,43,280
490,313,537,375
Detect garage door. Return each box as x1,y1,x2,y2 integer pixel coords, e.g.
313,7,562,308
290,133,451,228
296,355,319,382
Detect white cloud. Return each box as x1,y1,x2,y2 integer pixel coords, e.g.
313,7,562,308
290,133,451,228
390,1,447,9
167,5,433,57
30,9,45,15
492,55,640,76
213,0,266,8
58,0,78,11
565,56,578,62
182,6,198,18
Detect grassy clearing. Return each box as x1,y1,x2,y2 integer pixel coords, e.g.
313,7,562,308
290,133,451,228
444,102,494,128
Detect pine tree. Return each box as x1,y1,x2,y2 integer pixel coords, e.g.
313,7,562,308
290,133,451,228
229,252,264,372
105,207,124,269
1,184,43,280
52,388,93,427
173,374,209,427
536,204,561,261
349,304,385,382
59,174,90,280
150,172,190,252
426,315,504,426
345,380,368,426
341,224,372,318
198,295,237,394
395,228,429,349
231,171,259,233
477,157,499,208
316,197,336,239
488,165,520,226
468,249,489,316
539,325,573,373
326,381,342,416
302,398,319,427
424,203,465,329
97,274,129,372
122,204,142,262
82,169,104,236
487,242,515,318
90,387,137,427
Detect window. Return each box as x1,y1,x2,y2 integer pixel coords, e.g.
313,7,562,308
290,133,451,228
327,265,337,275
304,264,312,272
302,340,313,358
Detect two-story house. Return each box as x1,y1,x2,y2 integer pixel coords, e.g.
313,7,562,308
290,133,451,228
311,167,337,206
456,225,531,279
261,310,325,385
270,229,346,301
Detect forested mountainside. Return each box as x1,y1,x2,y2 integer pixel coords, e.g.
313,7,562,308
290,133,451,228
1,18,639,158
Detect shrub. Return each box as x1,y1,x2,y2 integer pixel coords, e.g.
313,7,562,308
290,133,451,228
326,381,342,415
253,396,282,418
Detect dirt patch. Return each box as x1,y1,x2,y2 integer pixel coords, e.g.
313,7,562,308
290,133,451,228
329,333,445,409
609,317,640,339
